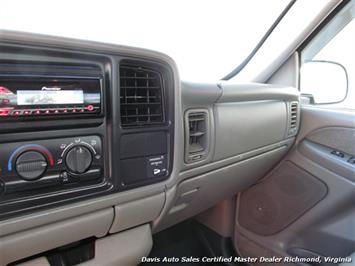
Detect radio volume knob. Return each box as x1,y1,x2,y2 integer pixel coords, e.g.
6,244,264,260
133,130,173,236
65,146,92,174
15,151,48,180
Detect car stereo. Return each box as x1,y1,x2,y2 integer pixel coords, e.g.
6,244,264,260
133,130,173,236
0,77,102,118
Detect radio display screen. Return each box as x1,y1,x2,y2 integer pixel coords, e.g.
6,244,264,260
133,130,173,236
17,90,84,105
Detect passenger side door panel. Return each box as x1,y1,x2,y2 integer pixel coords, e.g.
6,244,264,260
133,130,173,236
234,106,355,261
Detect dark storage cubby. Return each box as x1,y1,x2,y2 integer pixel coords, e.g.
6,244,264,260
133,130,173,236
120,132,169,185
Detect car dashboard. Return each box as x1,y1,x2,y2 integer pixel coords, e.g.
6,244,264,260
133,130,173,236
0,31,300,266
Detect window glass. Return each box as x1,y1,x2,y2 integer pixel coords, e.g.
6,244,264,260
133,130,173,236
0,0,290,82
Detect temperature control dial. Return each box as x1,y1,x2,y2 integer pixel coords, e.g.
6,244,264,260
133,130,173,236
65,145,93,174
15,151,48,180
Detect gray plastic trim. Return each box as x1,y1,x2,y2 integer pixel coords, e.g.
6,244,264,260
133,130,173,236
0,184,164,238
218,83,299,103
284,101,301,138
181,81,222,106
306,127,355,156
0,208,114,265
13,224,153,266
180,138,295,182
267,52,300,88
299,140,355,182
14,257,50,266
80,224,152,266
213,100,288,161
184,109,210,164
297,106,355,144
179,82,220,171
196,198,236,238
155,145,289,232
109,193,165,233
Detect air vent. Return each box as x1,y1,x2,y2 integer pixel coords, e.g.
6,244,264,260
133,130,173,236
120,64,164,127
185,110,208,163
288,102,299,136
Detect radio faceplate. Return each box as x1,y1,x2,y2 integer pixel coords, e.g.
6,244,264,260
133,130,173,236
0,77,102,119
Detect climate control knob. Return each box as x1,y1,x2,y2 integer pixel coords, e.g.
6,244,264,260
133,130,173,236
65,145,92,174
15,151,48,180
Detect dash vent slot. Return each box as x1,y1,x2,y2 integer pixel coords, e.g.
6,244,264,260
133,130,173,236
120,64,164,127
288,102,299,136
185,110,209,163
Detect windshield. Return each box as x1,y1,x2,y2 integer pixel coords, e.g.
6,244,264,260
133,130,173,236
0,0,291,82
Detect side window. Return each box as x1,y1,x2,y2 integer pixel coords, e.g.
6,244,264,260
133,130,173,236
300,0,355,109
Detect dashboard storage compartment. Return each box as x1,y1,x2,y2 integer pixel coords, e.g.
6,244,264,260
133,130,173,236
214,101,287,161
119,132,169,186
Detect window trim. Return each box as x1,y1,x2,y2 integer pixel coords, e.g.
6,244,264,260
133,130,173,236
297,0,351,53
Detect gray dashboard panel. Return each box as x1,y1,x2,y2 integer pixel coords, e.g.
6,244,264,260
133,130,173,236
178,81,299,174
154,81,299,231
181,81,222,106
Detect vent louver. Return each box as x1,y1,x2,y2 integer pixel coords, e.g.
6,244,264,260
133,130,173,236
288,102,299,135
120,64,164,127
185,111,208,163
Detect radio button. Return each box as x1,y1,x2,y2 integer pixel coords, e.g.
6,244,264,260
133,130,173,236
0,108,11,116
65,145,92,174
13,110,22,115
15,151,48,180
0,180,4,196
1,98,10,105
